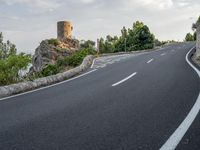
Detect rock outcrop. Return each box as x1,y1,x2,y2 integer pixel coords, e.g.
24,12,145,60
32,39,79,72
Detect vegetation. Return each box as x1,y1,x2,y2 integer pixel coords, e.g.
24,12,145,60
98,21,155,53
0,32,17,59
41,64,59,77
154,39,169,46
80,40,95,49
48,38,60,46
40,48,96,77
185,33,195,41
99,36,118,53
0,32,31,85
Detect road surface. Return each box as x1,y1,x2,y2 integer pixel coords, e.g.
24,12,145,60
0,42,199,150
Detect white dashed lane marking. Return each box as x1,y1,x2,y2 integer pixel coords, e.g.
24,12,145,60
147,59,154,64
161,53,166,56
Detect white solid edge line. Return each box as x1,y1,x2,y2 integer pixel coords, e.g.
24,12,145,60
147,58,154,64
160,46,200,150
112,72,137,87
0,69,98,101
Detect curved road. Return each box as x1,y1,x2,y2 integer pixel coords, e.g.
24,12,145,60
0,42,199,150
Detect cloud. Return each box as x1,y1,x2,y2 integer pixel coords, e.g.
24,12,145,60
80,0,96,4
0,0,199,53
0,0,61,13
131,0,174,9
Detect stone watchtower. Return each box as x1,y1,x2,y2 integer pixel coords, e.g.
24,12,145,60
57,21,73,40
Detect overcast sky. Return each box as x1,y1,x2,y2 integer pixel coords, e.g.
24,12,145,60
0,0,199,54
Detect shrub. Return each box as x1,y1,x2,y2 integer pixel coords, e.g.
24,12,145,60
185,33,195,41
48,39,59,47
66,48,96,67
80,40,95,49
41,64,59,77
0,54,31,85
56,48,96,67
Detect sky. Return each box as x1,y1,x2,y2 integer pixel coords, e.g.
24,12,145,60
0,0,199,54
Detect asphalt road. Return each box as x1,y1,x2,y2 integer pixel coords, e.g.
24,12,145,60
0,42,199,150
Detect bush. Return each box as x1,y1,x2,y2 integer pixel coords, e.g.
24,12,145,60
48,39,59,46
80,40,95,49
185,33,195,41
41,64,59,77
66,48,96,66
0,54,31,85
57,48,96,67
57,58,69,67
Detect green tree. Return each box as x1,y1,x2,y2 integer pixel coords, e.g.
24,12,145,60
129,22,155,50
114,37,126,52
99,38,105,52
98,21,155,53
155,39,163,46
99,35,118,53
132,21,144,32
185,33,194,41
116,21,155,51
0,33,17,59
0,54,31,85
0,32,31,85
80,40,95,49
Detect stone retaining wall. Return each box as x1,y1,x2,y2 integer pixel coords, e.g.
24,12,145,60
196,24,200,58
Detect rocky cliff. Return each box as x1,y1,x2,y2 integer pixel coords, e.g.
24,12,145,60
32,38,79,72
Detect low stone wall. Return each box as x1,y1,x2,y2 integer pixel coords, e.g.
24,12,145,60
100,46,162,57
196,24,200,58
0,55,95,98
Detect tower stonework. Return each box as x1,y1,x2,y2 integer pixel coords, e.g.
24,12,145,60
57,21,73,40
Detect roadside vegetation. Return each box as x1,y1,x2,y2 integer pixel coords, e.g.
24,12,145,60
98,21,156,53
0,32,31,86
185,32,196,41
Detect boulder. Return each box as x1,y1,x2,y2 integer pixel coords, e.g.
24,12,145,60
32,39,79,72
